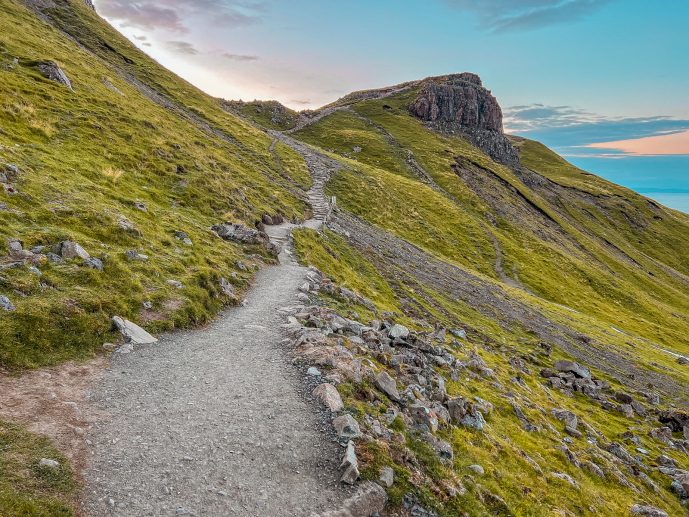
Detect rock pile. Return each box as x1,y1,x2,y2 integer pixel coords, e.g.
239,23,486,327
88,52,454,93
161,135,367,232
212,222,280,256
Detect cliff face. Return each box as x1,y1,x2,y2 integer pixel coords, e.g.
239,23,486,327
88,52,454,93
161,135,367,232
409,73,518,166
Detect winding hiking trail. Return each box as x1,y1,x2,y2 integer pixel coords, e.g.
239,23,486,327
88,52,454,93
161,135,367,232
82,136,347,516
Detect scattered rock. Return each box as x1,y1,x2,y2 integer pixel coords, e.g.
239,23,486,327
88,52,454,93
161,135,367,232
0,295,15,311
36,61,72,89
212,223,265,245
388,323,409,340
55,240,90,260
38,458,60,469
333,414,361,441
166,279,184,289
378,466,394,487
340,440,359,485
316,481,386,517
554,360,591,379
84,257,104,271
174,231,192,245
307,367,322,377
374,370,400,401
126,250,149,261
312,383,344,412
551,472,578,488
112,316,158,345
677,356,689,365
630,504,668,517
467,464,484,476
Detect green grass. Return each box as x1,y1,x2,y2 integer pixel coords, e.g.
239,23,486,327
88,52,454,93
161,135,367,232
292,228,685,516
0,420,77,516
0,0,310,369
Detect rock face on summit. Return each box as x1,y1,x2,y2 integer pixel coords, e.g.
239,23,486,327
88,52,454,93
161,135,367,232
410,73,518,166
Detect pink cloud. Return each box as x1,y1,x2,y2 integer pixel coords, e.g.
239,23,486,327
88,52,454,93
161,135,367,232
586,129,689,156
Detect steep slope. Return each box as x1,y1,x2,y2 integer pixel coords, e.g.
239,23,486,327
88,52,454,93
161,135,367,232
0,0,314,369
273,76,689,516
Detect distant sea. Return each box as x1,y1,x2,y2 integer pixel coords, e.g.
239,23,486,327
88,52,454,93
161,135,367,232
566,155,689,214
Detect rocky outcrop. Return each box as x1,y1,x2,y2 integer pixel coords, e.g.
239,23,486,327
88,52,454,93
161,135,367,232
409,73,518,166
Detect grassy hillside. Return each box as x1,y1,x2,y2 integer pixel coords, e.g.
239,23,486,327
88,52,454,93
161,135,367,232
287,82,689,515
2,1,688,515
0,0,312,369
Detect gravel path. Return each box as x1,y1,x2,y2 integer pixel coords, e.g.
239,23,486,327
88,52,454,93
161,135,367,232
83,141,346,516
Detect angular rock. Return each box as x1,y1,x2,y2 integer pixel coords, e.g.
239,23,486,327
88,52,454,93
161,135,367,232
340,440,359,485
409,404,439,433
388,323,409,340
166,279,184,289
212,223,265,245
0,295,15,312
55,240,90,260
374,370,400,402
316,481,387,517
467,464,484,476
84,257,103,271
313,383,344,412
333,414,361,441
126,250,149,261
379,466,394,487
554,360,591,379
38,458,60,469
219,277,237,299
37,61,72,89
630,504,668,517
112,316,158,345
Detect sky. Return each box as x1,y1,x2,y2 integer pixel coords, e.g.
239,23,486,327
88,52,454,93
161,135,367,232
93,0,689,211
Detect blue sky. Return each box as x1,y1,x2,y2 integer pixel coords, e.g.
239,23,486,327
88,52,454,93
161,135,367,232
93,0,689,210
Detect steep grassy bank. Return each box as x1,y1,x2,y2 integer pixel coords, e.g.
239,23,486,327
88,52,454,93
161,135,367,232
0,0,310,369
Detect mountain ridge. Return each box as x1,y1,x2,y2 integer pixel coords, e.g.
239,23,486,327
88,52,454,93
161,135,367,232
1,1,688,516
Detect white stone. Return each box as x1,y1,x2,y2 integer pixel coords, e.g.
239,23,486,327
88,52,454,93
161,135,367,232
112,316,158,345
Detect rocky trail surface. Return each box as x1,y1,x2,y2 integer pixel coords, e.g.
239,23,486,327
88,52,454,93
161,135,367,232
81,140,348,516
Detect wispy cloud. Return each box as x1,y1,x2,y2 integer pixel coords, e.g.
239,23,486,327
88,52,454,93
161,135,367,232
222,52,259,61
166,40,200,55
506,104,689,156
443,0,611,32
94,0,264,33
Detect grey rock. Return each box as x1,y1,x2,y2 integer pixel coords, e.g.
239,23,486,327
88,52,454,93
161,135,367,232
554,360,591,379
450,328,466,339
212,223,264,245
333,414,361,441
379,466,394,487
38,458,60,469
56,241,90,260
630,504,668,517
551,472,578,488
312,383,344,412
126,250,149,261
219,277,237,299
467,464,484,476
374,370,400,401
112,316,158,345
552,408,578,432
37,61,72,89
340,440,359,485
84,257,104,271
317,481,386,517
388,323,409,340
0,295,16,311
166,279,184,289
307,366,322,376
